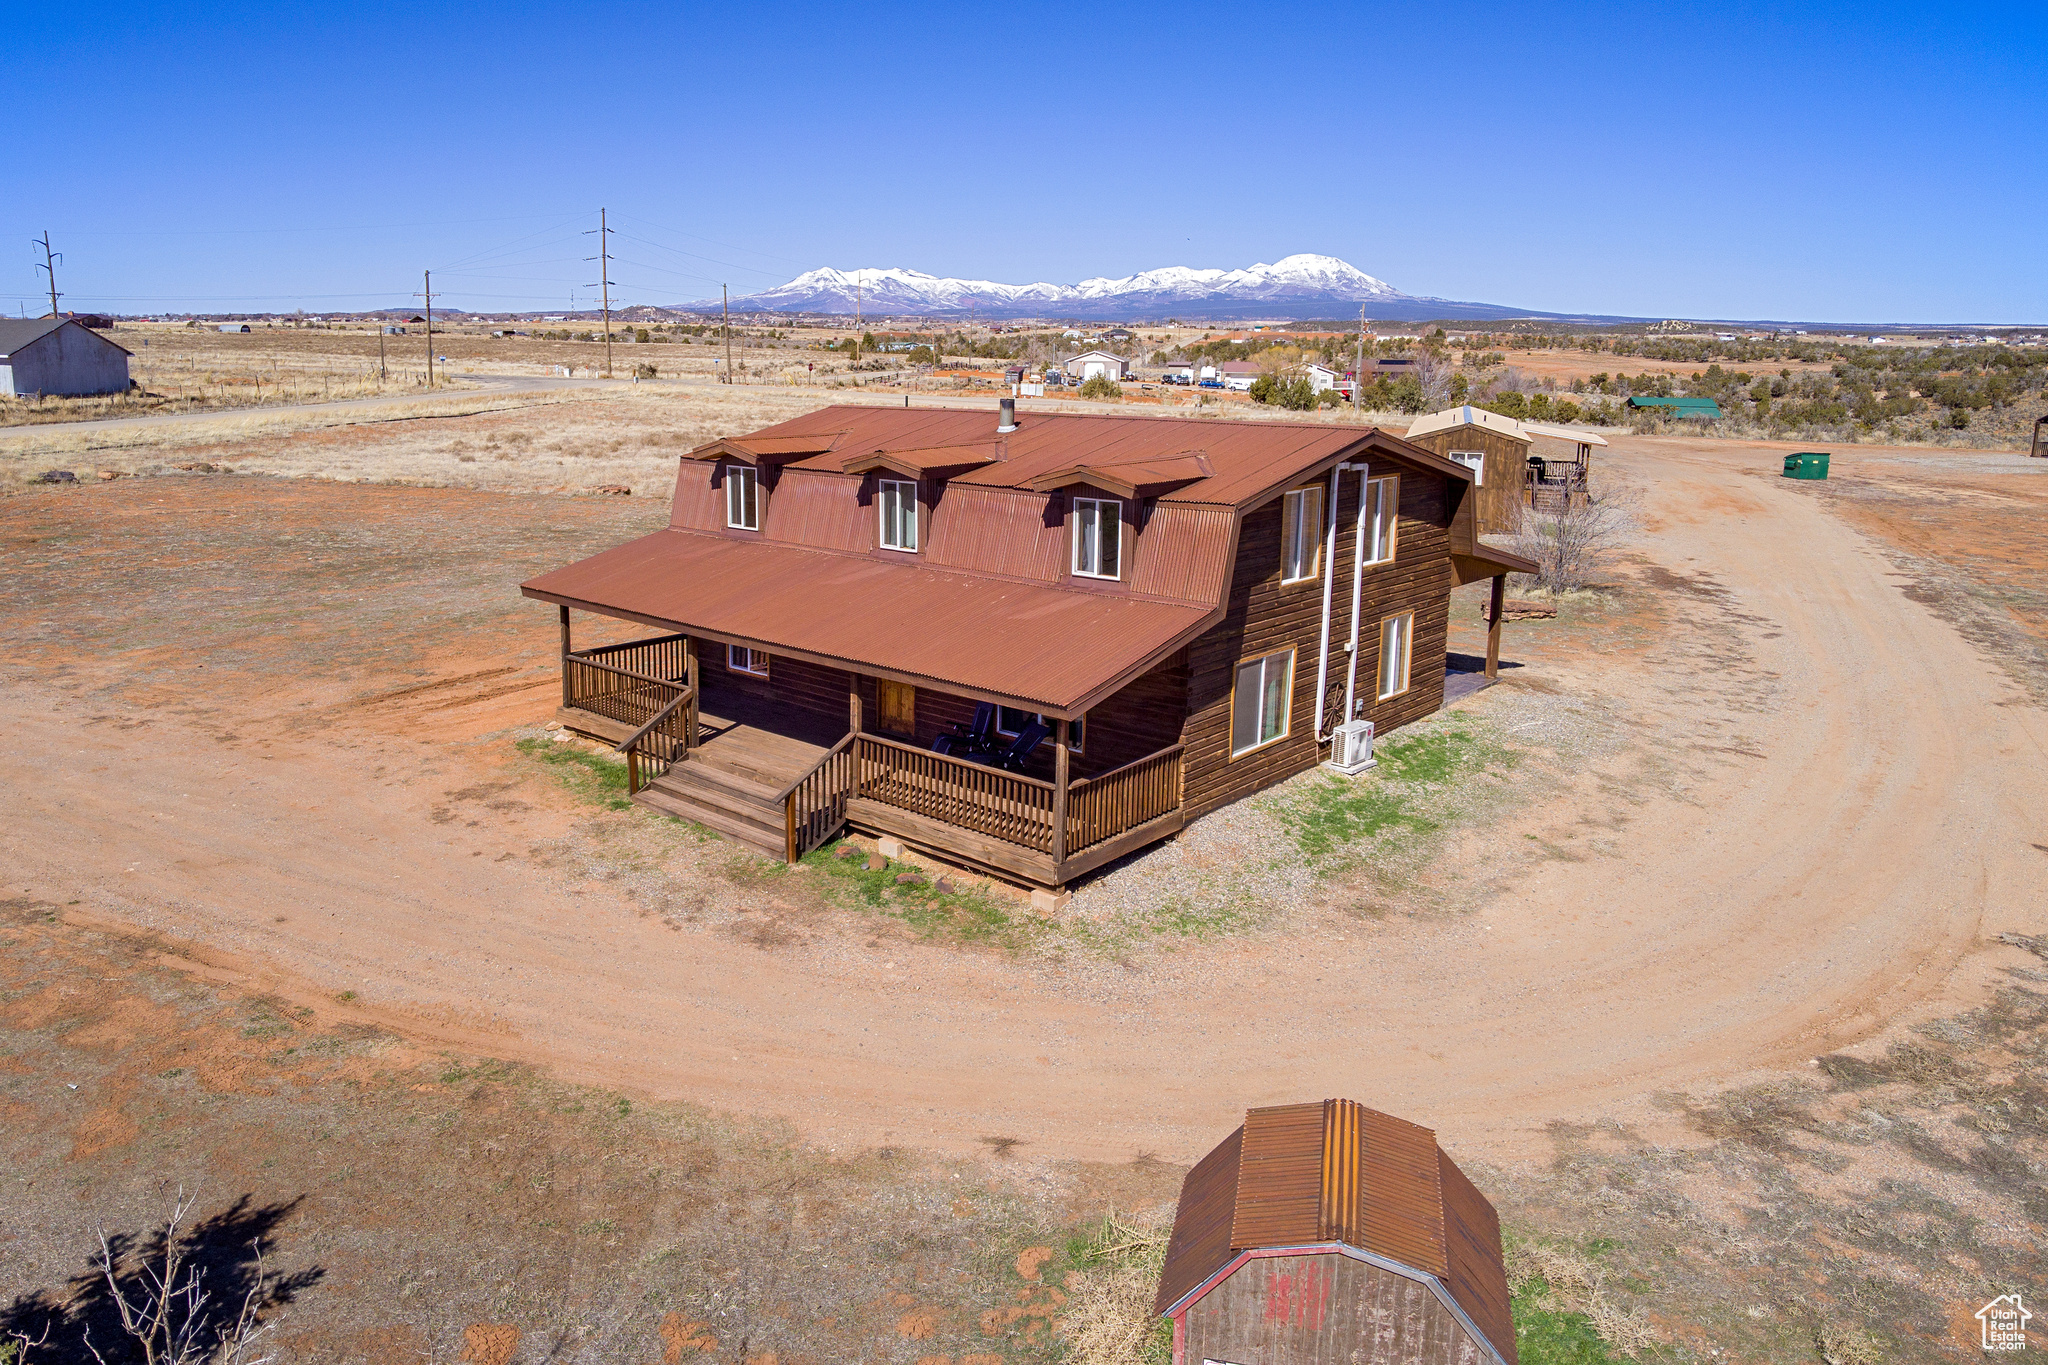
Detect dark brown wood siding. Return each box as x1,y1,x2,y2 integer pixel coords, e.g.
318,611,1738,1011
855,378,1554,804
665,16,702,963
1403,424,1528,537
1179,454,1455,823
1079,651,1188,779
1179,1252,1493,1365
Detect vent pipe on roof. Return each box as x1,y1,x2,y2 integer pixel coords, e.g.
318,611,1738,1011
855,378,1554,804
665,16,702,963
997,397,1017,433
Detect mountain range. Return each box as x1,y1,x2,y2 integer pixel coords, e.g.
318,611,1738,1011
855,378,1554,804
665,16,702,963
691,254,1558,323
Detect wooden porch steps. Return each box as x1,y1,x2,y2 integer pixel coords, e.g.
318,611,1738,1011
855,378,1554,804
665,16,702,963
635,758,786,860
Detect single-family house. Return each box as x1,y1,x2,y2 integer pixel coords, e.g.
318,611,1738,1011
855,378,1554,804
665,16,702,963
1403,405,1607,534
1305,362,1341,393
522,403,1534,891
0,318,132,398
1065,350,1130,382
1156,1099,1516,1365
1219,360,1261,391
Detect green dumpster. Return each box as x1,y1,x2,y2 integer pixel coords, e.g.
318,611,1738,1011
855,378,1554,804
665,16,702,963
1782,451,1830,480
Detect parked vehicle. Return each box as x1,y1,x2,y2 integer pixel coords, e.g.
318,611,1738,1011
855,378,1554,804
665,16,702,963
1197,378,1223,389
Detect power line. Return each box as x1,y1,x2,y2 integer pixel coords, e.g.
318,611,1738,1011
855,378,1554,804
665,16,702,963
584,208,615,377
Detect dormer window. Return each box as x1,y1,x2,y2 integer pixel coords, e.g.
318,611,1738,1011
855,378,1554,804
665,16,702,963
726,464,759,530
1072,497,1121,579
878,478,918,552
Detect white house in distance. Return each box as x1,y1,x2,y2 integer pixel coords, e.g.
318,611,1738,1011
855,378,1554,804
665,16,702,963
0,318,132,398
1219,359,1261,391
1063,350,1130,382
1305,362,1341,393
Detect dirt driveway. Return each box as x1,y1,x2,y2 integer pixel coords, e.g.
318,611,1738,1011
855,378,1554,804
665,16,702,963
1,441,2041,1171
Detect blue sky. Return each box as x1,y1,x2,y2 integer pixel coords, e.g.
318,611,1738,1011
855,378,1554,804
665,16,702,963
4,1,2042,322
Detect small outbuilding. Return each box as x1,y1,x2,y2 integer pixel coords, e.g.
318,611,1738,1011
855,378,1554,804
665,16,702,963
0,318,133,398
1625,395,1720,420
1404,405,1607,534
1219,360,1261,391
1156,1099,1515,1365
1064,350,1130,382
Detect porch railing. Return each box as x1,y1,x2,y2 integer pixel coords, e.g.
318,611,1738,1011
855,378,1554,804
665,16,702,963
1066,744,1184,856
854,733,1055,854
618,687,695,794
775,732,857,862
565,634,694,739
571,633,690,683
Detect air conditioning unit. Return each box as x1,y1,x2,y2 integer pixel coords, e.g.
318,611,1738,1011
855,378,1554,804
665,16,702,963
1326,719,1376,774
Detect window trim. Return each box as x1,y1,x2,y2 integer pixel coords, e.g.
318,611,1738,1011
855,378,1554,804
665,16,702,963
1280,485,1325,584
726,643,770,677
877,477,919,553
725,462,760,531
1377,611,1414,701
1228,648,1296,759
1070,496,1123,581
1447,451,1485,486
996,708,1084,753
1364,474,1399,566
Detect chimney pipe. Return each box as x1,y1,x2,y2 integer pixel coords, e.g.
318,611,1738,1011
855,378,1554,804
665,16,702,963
997,397,1017,433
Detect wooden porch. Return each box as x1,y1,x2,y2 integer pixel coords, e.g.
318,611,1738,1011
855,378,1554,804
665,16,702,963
552,619,1185,888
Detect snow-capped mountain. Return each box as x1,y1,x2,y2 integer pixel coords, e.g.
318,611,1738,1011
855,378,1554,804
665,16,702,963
691,254,1515,321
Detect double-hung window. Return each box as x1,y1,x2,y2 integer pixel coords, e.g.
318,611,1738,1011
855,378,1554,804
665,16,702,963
1364,474,1399,565
728,644,769,677
1072,497,1121,579
1281,485,1324,583
1448,451,1485,485
725,463,759,530
1230,649,1294,756
878,478,918,551
1378,612,1413,700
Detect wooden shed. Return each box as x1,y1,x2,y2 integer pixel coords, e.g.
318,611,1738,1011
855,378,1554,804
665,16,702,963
1155,1099,1514,1365
1405,406,1606,535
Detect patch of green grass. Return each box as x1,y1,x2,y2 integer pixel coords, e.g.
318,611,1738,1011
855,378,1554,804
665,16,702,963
515,735,632,810
797,841,1026,948
1511,1279,1624,1365
1275,723,1515,865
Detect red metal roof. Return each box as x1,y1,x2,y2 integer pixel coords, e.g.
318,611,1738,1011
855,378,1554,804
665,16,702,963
520,528,1212,714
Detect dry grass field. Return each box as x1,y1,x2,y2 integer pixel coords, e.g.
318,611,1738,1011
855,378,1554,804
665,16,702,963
1,378,2043,1362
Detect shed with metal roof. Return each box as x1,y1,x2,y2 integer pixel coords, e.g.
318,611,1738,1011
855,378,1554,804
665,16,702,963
0,318,132,398
1624,396,1721,419
1156,1099,1515,1365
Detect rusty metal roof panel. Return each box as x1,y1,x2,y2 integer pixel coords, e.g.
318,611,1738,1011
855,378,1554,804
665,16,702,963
1230,1103,1327,1248
520,529,1212,714
1153,1124,1244,1315
1359,1106,1448,1277
671,463,723,533
1439,1149,1517,1365
1128,504,1235,603
763,405,1375,509
922,485,1064,583
762,471,869,554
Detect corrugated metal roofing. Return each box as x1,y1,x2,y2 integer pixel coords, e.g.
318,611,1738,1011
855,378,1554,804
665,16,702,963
1156,1099,1515,1365
0,317,133,358
520,529,1211,714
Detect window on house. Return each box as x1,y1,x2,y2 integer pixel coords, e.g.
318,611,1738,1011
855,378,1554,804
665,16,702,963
1448,451,1485,485
878,478,918,551
1071,497,1121,579
996,708,1084,751
1230,649,1293,756
727,644,769,677
725,464,759,530
1377,612,1413,700
1364,474,1399,565
1281,485,1324,583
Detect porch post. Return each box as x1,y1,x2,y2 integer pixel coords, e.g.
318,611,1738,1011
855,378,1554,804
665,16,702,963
558,605,572,707
684,636,700,749
1051,719,1070,869
1486,574,1505,680
848,674,862,735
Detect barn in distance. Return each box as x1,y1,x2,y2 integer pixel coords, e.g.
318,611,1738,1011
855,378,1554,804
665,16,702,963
0,318,131,398
1155,1099,1514,1365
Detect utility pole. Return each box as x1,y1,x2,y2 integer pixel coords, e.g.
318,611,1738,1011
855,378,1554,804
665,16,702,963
585,208,615,377
33,231,61,319
377,312,387,381
1354,304,1367,414
424,270,434,387
722,285,733,383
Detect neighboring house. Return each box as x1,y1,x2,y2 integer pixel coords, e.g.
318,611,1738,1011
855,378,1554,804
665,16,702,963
1219,360,1261,391
1305,362,1341,393
0,318,132,398
1064,350,1130,382
1405,404,1608,534
522,404,1533,892
1155,1099,1516,1365
1625,395,1721,419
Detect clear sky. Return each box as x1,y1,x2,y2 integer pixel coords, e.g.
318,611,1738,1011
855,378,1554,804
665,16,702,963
5,1,2042,322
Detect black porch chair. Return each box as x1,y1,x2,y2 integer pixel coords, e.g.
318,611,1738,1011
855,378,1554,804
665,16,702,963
933,702,998,757
968,720,1047,774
